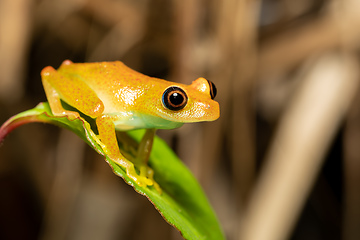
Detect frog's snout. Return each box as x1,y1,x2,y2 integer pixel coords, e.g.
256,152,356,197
209,101,220,121
195,100,220,122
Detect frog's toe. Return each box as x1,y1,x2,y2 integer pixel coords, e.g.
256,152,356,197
137,176,154,187
126,167,162,193
130,173,153,187
67,112,80,120
126,165,153,187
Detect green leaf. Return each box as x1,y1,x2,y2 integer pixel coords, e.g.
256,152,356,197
0,102,224,240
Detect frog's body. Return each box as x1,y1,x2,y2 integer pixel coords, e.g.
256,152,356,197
41,60,219,189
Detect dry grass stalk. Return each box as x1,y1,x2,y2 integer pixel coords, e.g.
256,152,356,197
239,54,359,240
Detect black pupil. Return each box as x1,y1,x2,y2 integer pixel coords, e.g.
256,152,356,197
162,86,188,111
170,92,184,106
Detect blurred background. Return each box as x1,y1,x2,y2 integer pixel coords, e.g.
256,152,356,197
1,0,360,239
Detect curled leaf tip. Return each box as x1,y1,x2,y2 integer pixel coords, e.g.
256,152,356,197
0,114,39,143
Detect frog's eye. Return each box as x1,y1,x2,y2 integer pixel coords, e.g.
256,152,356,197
162,86,188,111
207,80,217,100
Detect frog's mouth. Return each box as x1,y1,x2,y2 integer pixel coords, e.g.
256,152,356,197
159,100,220,123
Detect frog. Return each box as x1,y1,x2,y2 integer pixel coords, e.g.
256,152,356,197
41,60,220,189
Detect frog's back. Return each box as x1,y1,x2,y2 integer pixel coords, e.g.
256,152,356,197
57,60,171,114
58,61,155,90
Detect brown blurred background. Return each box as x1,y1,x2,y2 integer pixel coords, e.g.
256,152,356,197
1,0,360,239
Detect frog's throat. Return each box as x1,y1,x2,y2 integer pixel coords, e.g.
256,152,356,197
113,112,184,131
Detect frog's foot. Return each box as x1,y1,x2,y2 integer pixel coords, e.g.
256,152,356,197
54,110,80,121
116,151,161,193
125,163,154,187
139,165,162,194
124,162,162,193
66,111,81,121
111,157,152,186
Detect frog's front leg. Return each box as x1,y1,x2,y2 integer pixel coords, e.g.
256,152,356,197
136,129,162,192
96,115,154,187
136,129,155,166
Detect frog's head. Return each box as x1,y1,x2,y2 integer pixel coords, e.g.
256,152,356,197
143,77,219,127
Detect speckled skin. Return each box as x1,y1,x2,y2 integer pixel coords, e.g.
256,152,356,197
41,60,220,188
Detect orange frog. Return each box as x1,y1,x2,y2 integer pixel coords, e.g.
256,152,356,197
41,60,219,188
